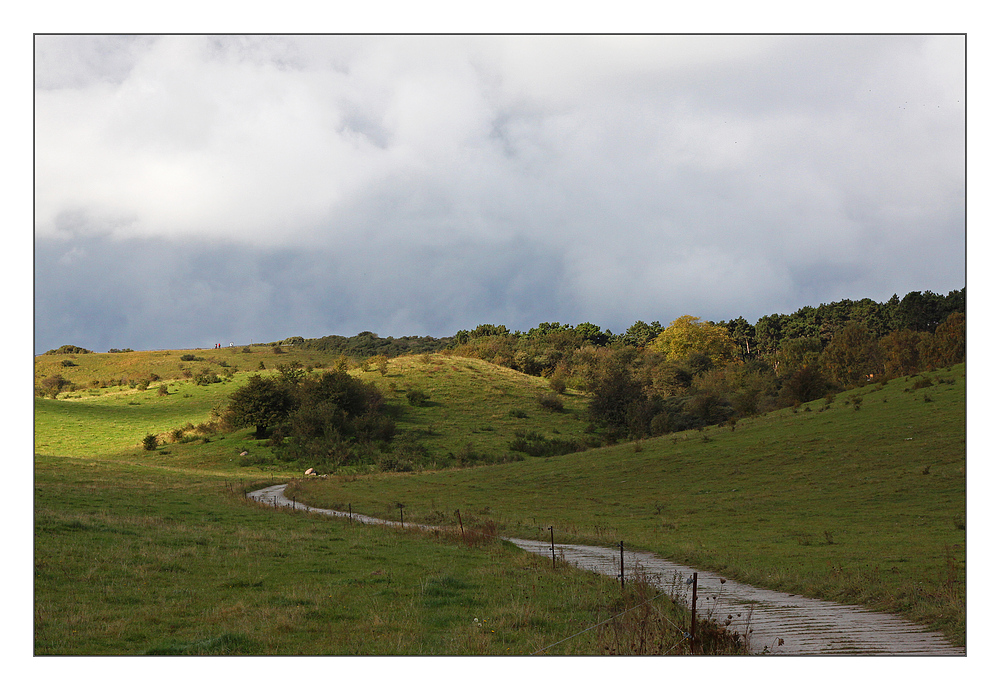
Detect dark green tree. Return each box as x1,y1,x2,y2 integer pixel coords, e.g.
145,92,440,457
754,313,785,358
574,322,611,346
784,306,821,341
943,288,966,315
620,320,664,348
896,291,949,332
227,375,295,438
588,350,651,439
725,316,757,360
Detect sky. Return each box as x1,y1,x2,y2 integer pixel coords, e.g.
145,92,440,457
33,33,966,353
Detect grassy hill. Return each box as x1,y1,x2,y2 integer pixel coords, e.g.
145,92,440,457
33,348,655,655
33,348,965,652
291,362,967,645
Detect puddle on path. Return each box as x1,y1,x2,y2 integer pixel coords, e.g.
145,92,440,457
248,484,963,656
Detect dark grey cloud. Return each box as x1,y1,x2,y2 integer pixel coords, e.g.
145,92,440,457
34,35,965,353
35,232,571,352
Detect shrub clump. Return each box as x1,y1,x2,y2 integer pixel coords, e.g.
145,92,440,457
453,444,525,468
509,431,586,457
537,392,564,412
406,389,429,406
142,434,158,451
45,345,92,355
548,372,567,394
37,374,71,398
227,369,396,473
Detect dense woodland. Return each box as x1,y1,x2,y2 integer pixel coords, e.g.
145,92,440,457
443,288,966,441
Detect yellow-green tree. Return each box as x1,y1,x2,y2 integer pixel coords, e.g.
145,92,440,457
650,315,739,368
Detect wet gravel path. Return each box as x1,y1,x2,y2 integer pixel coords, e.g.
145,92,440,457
248,484,963,656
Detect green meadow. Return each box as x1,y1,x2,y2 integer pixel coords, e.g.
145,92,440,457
34,347,965,653
34,348,702,655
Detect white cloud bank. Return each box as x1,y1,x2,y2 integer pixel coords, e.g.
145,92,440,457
34,34,965,352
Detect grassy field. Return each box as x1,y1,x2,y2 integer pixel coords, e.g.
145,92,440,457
289,364,968,646
33,349,709,656
36,451,687,655
33,348,966,653
352,354,594,459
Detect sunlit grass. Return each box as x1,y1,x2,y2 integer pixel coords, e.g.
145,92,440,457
33,351,702,655
289,365,967,645
34,350,965,652
352,354,594,458
34,451,701,655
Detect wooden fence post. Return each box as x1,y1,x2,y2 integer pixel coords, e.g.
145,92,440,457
620,541,625,590
549,526,555,568
690,572,698,653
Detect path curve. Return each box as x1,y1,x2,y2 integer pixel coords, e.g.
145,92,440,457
247,484,963,656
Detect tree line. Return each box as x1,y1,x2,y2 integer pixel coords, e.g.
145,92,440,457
445,289,965,441
221,287,964,468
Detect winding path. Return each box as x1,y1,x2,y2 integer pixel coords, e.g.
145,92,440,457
247,484,963,656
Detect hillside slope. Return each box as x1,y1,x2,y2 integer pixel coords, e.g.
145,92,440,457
288,364,967,644
34,350,966,646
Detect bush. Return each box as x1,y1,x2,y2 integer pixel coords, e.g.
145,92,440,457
376,433,430,472
406,389,429,406
44,345,92,355
180,354,198,361
455,444,526,467
509,431,585,457
368,354,389,376
548,374,567,394
537,392,564,412
142,434,158,451
778,364,833,407
61,360,76,367
38,374,70,399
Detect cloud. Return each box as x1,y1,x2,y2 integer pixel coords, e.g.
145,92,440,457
34,35,965,352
